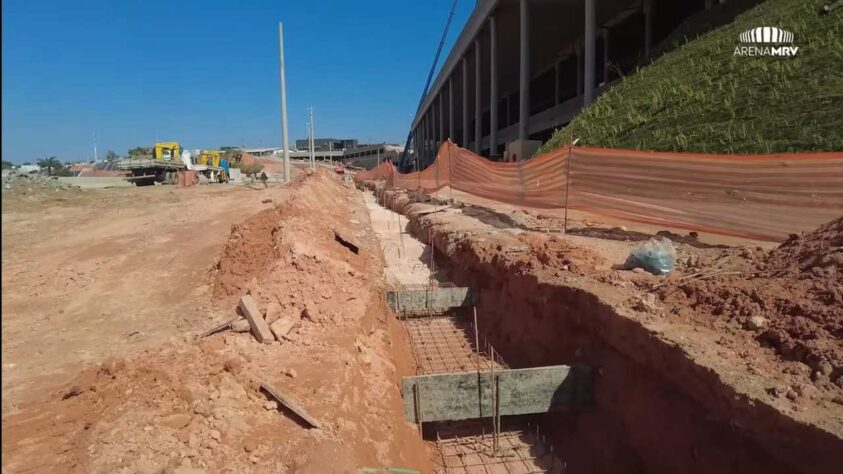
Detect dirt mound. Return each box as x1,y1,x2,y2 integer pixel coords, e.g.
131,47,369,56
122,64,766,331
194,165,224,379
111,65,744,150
2,169,428,473
766,216,843,276
2,172,83,200
660,216,843,388
239,152,286,175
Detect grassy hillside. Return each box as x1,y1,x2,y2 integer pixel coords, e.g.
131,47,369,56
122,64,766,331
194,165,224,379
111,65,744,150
539,0,842,154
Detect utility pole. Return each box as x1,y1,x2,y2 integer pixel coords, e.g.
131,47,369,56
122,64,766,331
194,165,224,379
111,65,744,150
278,22,291,182
308,108,315,169
93,132,98,162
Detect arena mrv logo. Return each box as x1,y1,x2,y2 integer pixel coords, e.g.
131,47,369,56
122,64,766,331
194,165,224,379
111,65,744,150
734,26,799,56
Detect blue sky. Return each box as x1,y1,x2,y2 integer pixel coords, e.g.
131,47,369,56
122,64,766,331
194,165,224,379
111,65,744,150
2,0,472,163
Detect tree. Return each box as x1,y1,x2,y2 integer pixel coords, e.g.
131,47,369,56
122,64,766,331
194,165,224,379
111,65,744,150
1,160,13,170
128,146,148,157
105,150,119,161
53,165,75,177
37,156,61,176
239,162,264,178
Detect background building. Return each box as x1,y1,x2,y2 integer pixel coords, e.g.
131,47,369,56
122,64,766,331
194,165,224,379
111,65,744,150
343,144,405,170
294,138,358,152
406,0,723,169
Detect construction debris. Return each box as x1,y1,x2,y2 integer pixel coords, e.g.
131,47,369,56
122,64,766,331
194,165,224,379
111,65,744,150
333,228,360,254
269,315,300,341
260,381,323,429
196,317,240,339
230,319,251,332
238,295,274,344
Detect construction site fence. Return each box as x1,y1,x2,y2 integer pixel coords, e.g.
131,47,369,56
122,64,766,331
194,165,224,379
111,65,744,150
354,140,843,241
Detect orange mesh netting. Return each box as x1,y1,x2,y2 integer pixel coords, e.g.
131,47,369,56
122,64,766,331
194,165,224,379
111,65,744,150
355,141,843,241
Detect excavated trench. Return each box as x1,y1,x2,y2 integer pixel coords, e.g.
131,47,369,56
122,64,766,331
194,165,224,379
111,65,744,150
365,186,839,474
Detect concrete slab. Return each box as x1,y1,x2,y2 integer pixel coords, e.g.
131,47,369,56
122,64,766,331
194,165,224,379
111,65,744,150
386,287,475,312
402,365,592,423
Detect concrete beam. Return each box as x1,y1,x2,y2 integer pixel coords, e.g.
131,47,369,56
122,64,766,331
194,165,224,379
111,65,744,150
386,287,475,312
403,365,593,422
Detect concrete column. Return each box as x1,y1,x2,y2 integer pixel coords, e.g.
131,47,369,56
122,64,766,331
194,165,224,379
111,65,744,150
418,119,423,165
462,57,469,148
428,111,434,162
576,45,583,94
448,76,454,139
518,0,530,141
603,28,610,83
554,61,560,105
489,15,498,157
433,99,438,151
422,115,427,164
644,0,653,59
439,90,444,150
584,0,597,106
414,127,419,164
474,38,482,155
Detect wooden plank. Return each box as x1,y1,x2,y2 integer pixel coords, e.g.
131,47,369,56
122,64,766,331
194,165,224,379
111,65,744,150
386,287,474,311
196,317,239,339
238,295,274,344
402,365,592,423
260,381,323,429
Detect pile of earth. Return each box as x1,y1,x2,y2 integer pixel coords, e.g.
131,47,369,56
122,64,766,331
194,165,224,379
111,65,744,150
2,172,82,198
658,216,843,388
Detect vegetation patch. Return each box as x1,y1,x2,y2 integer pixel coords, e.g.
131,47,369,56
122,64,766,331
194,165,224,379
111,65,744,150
540,0,842,154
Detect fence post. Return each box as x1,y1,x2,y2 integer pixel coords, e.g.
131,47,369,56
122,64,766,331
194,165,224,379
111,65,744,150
563,146,573,236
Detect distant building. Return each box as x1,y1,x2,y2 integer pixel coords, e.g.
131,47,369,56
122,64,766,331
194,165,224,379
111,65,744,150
407,0,724,168
294,138,358,152
18,164,41,173
343,144,404,170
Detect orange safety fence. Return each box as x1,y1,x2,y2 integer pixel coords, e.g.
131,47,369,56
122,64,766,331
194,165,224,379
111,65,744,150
355,140,843,241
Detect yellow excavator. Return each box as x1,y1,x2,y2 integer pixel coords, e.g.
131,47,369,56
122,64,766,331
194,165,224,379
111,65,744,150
120,141,229,185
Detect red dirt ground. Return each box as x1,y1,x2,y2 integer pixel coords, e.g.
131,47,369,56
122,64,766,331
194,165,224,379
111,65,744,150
371,185,842,473
2,172,429,473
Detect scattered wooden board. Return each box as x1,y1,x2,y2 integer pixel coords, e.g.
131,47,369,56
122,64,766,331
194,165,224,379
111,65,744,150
260,381,323,429
196,317,240,339
239,295,274,344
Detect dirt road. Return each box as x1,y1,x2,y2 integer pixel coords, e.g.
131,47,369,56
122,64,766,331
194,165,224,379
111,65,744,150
2,183,288,410
2,173,429,472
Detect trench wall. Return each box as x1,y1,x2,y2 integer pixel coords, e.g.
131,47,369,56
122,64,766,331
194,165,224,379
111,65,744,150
374,187,840,474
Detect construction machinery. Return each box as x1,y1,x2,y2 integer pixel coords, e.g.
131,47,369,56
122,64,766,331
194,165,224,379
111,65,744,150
119,141,230,186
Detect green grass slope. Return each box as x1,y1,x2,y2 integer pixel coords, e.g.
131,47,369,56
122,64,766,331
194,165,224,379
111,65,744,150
540,0,842,154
